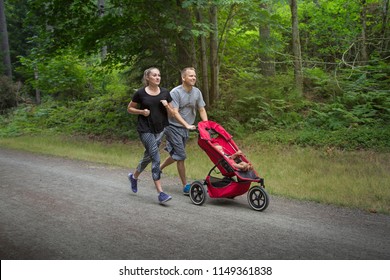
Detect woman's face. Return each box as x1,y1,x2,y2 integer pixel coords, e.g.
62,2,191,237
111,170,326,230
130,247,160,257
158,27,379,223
147,69,161,86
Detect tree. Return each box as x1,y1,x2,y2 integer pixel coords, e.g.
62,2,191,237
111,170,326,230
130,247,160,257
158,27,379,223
209,3,219,105
175,0,196,75
195,7,210,105
0,0,11,77
380,0,389,54
259,2,275,77
289,0,303,94
360,0,369,65
97,0,107,59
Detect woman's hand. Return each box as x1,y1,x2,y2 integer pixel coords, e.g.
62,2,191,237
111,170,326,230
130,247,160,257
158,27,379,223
142,109,150,116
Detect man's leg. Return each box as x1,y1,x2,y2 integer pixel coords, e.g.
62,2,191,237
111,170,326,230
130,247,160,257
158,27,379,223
176,160,186,186
160,156,175,171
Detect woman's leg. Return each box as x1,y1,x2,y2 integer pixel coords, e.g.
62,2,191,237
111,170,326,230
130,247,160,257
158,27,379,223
139,132,164,189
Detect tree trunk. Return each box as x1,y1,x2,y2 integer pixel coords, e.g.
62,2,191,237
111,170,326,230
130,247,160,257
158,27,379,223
0,0,12,77
360,0,368,65
380,0,389,56
289,0,303,94
196,8,209,106
34,67,41,104
217,4,235,74
209,4,219,106
98,0,107,60
176,0,195,83
259,3,275,77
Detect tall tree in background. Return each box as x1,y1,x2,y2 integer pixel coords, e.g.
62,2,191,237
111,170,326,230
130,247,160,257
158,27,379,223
0,0,11,77
289,0,303,94
97,0,107,60
209,3,219,105
196,7,210,105
259,2,275,77
380,0,389,54
360,0,369,65
175,0,196,81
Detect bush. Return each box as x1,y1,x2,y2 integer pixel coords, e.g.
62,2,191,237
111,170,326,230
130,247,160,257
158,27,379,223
211,72,308,136
0,90,138,140
303,67,342,101
18,51,103,101
252,126,390,151
0,76,19,113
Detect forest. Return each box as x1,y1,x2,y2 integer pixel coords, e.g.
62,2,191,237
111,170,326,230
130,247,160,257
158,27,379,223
0,0,389,151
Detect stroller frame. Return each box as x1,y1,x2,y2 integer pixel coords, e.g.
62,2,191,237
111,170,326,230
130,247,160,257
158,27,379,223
189,120,269,211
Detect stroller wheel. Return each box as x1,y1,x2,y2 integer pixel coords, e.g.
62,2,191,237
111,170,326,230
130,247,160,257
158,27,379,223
189,181,207,206
247,186,269,211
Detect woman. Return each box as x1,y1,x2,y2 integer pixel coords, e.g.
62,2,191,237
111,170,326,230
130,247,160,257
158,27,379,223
127,67,173,204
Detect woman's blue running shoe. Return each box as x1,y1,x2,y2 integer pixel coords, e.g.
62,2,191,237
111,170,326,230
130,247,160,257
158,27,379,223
128,173,138,193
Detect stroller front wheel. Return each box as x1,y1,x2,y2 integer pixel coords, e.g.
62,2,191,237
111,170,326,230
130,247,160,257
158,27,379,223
189,181,207,206
247,186,269,211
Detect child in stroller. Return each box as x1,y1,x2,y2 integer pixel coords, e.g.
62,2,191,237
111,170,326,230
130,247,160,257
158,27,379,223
213,143,253,172
189,120,269,211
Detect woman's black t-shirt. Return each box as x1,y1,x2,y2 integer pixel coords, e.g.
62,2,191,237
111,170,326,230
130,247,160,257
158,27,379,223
132,87,172,134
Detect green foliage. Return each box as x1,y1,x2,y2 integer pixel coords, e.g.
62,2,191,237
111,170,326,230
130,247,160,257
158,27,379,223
211,72,308,137
0,91,138,139
303,67,342,101
298,0,361,64
18,51,101,100
251,126,390,151
0,68,139,139
0,105,42,136
306,63,390,130
68,91,136,138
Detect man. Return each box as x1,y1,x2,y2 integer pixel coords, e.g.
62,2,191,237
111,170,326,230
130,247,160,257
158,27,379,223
160,67,208,195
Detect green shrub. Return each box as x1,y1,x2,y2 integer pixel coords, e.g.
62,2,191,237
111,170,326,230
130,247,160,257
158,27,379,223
303,67,342,101
252,126,390,151
0,90,139,140
18,51,104,101
0,76,19,113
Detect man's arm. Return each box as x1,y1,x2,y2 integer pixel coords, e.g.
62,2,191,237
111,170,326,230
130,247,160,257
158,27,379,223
198,107,208,121
171,107,196,130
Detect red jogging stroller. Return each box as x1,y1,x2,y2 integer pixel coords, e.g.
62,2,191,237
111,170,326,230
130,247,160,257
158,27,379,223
189,120,269,211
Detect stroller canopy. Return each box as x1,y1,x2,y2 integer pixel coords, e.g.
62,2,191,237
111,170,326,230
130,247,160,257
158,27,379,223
198,120,233,142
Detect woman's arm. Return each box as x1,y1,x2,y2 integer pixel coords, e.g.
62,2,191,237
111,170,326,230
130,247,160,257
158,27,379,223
127,101,150,116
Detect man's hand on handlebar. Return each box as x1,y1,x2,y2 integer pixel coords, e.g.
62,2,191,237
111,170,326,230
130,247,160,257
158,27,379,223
186,125,197,130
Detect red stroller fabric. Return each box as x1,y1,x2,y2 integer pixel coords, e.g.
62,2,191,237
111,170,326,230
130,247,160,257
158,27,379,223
197,120,262,198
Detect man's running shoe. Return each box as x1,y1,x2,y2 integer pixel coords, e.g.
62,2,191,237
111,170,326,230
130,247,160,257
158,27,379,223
158,192,172,203
128,173,138,193
183,183,191,196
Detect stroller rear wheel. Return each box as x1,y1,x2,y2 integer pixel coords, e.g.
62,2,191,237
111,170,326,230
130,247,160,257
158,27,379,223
247,186,269,211
189,181,207,206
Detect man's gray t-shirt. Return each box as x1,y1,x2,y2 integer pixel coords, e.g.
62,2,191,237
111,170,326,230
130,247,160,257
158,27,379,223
169,85,206,127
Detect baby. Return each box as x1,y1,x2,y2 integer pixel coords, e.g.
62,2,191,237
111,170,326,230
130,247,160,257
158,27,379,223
214,144,253,172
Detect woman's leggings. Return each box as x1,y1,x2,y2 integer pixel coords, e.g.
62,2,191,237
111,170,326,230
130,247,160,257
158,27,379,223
136,131,164,181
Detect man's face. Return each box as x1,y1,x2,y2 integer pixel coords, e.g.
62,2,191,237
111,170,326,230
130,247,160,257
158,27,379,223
182,69,196,86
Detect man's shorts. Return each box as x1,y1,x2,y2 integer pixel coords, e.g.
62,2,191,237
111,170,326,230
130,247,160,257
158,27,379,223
164,125,189,161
